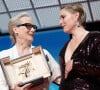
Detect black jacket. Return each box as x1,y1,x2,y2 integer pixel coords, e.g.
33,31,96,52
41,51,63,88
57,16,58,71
59,31,100,90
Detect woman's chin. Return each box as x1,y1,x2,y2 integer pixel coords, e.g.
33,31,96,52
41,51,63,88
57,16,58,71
28,38,33,43
64,29,69,33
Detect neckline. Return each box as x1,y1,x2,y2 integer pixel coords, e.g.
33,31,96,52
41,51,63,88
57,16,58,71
68,32,90,60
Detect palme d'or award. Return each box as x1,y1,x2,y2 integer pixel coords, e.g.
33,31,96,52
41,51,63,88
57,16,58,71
0,46,51,89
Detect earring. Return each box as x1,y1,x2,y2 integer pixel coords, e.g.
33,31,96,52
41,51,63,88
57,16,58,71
76,21,80,27
15,32,18,36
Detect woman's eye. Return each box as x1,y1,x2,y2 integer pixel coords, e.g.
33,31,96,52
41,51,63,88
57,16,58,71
61,16,65,19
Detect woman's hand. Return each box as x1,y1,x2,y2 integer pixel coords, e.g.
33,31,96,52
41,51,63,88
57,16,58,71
65,60,73,78
13,82,33,90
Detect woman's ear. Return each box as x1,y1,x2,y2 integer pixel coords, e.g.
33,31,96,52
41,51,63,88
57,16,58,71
74,12,80,21
74,12,80,27
13,26,18,33
13,26,19,35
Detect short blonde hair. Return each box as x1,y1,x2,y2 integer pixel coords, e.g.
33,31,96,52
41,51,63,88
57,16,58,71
61,3,86,26
8,12,31,43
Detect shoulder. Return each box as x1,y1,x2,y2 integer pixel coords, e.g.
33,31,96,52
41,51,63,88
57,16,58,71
0,49,10,55
87,31,100,41
43,48,50,55
0,46,14,59
85,31,100,48
89,31,100,37
0,49,9,60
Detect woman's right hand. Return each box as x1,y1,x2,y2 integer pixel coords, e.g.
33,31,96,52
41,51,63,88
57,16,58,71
13,82,33,90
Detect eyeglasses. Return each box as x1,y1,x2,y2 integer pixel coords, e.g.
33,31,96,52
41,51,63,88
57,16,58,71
16,23,37,30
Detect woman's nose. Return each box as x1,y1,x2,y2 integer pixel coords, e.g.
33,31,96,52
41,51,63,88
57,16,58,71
30,28,36,32
59,19,63,26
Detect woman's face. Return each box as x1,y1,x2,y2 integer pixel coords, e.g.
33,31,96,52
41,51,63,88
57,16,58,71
59,9,79,34
14,17,36,42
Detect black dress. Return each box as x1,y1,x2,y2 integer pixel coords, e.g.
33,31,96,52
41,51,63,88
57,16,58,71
59,31,100,90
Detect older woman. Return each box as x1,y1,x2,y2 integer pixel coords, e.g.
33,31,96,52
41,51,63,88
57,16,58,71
0,12,61,90
59,3,100,90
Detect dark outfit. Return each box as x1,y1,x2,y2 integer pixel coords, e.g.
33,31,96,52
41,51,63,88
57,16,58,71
59,31,100,90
